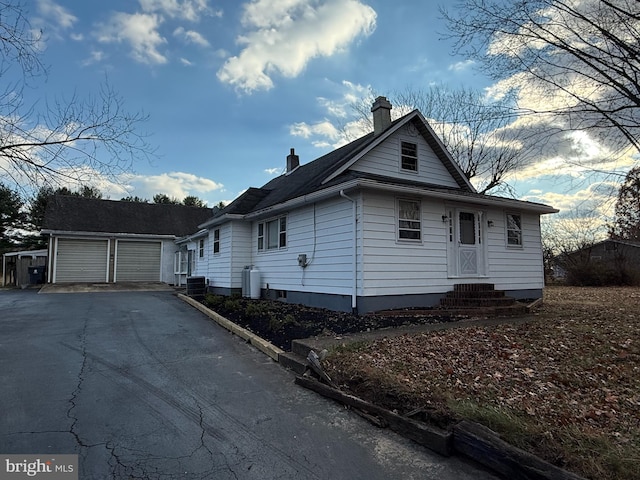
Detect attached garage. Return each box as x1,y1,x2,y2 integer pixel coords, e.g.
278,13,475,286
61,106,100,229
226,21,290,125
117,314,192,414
55,238,109,283
115,241,162,282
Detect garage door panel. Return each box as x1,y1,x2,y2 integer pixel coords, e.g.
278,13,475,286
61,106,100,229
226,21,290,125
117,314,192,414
116,241,161,282
56,239,109,283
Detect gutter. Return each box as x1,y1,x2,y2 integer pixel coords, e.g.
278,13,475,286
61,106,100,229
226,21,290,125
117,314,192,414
40,230,177,240
340,190,358,313
242,178,557,220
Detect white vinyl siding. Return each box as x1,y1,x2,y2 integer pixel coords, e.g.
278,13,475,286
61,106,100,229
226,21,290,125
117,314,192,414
55,238,109,283
362,192,448,296
115,241,161,282
350,129,460,188
251,197,356,295
486,211,545,291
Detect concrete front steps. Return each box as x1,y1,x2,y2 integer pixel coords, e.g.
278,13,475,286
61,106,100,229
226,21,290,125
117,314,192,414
436,283,528,316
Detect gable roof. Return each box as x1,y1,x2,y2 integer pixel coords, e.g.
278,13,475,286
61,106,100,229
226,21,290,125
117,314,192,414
201,110,479,227
42,195,215,237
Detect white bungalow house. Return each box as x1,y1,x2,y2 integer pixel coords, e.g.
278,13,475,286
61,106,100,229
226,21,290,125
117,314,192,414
178,97,557,313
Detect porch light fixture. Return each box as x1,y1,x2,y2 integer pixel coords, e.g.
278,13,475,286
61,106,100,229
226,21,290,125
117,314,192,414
487,220,495,227
442,214,449,222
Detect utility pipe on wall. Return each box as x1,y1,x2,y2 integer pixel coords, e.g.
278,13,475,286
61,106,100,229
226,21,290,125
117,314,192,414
340,190,357,312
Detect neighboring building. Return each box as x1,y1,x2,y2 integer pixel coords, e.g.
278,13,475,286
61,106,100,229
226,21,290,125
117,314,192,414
553,239,640,281
42,196,214,284
179,97,558,313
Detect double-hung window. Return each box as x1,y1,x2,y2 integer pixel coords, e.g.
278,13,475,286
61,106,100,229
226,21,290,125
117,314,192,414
258,216,287,251
198,238,205,258
401,141,418,172
213,229,220,254
506,213,522,246
398,199,421,241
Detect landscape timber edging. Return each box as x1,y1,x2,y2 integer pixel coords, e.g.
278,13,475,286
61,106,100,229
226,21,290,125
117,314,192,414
177,293,284,362
295,376,588,480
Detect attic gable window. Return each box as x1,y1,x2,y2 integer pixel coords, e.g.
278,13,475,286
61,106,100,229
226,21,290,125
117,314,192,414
258,216,287,251
400,141,418,172
398,199,421,241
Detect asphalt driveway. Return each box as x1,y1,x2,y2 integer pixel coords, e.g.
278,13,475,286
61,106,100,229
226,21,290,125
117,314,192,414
0,289,497,479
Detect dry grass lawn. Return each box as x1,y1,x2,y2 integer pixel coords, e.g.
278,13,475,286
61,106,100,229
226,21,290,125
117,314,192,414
325,286,640,480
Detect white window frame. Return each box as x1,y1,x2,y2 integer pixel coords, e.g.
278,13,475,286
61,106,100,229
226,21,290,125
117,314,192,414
397,198,422,242
506,212,523,247
257,216,287,251
198,238,205,258
400,141,418,172
213,229,220,254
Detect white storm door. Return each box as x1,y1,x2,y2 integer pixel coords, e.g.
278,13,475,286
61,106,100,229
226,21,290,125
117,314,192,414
457,211,484,276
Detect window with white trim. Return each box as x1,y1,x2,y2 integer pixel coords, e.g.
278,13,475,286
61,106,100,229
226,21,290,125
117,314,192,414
198,238,204,258
398,199,421,241
213,229,220,254
400,141,418,172
258,216,287,250
506,213,522,246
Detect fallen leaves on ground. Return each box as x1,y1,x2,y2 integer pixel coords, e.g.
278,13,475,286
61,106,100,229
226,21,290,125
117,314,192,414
325,286,640,480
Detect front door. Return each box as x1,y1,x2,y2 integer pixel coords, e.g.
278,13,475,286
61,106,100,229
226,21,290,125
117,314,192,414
455,210,485,276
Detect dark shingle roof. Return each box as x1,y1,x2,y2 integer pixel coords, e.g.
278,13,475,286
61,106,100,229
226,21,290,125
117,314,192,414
210,110,475,221
42,196,215,236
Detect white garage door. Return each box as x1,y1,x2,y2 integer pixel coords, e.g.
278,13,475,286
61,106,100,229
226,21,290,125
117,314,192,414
56,239,109,283
115,241,162,282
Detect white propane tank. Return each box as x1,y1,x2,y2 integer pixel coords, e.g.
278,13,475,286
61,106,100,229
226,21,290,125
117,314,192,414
249,267,261,299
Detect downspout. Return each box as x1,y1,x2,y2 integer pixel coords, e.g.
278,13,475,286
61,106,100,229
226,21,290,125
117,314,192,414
340,190,357,313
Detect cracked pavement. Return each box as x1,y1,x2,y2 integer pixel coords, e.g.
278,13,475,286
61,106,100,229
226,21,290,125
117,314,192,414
0,289,498,479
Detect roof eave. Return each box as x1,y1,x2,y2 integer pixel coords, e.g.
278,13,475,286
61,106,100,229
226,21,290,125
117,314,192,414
244,178,557,218
41,230,178,239
198,213,244,229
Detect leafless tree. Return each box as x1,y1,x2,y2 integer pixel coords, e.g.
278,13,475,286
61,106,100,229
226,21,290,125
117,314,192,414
349,85,537,194
442,0,640,155
0,1,153,190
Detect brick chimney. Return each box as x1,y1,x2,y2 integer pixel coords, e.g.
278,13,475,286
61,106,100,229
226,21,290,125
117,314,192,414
371,96,392,135
286,148,299,173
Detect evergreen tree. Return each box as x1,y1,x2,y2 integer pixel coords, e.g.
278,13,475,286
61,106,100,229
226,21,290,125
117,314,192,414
610,167,640,241
0,184,25,253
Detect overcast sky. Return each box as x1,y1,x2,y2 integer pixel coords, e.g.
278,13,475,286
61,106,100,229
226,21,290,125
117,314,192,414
14,0,638,220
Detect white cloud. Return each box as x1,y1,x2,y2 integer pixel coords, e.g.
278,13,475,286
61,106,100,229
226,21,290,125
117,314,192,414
97,12,168,65
106,171,224,201
217,0,377,93
138,0,219,21
180,57,194,66
264,167,284,175
81,50,105,66
37,0,77,30
448,59,474,72
173,26,210,46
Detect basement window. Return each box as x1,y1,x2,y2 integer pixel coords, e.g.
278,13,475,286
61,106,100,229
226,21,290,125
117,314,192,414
400,141,418,172
258,216,287,251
